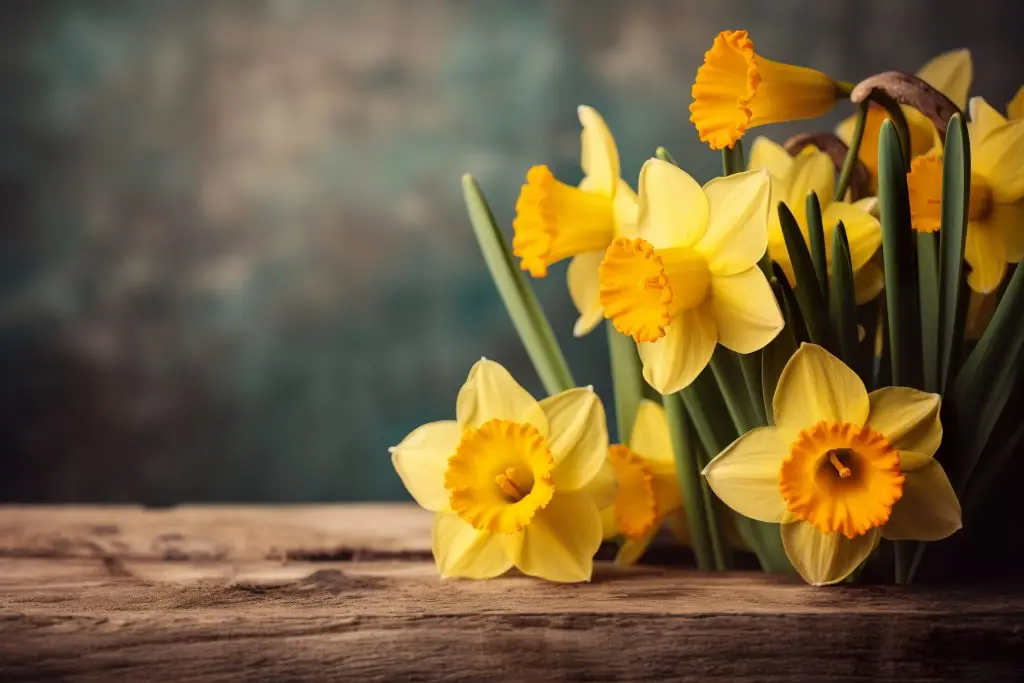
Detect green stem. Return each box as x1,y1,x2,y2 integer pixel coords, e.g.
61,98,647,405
662,393,715,571
722,141,745,176
655,146,678,165
606,323,643,443
835,99,869,201
709,352,755,433
738,351,768,425
871,93,912,171
694,441,730,571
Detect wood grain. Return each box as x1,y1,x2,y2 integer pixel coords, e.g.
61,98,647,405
0,506,1022,682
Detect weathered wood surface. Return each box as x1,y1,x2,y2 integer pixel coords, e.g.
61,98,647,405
0,505,1022,682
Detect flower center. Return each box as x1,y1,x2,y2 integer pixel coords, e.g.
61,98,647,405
608,445,658,540
908,152,995,233
778,421,904,539
512,165,615,278
598,237,711,343
444,418,555,534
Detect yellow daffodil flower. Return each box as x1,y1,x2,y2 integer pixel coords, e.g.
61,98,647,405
391,359,612,582
748,137,884,303
1008,86,1024,120
598,160,784,394
598,399,683,565
512,106,638,337
690,30,840,151
836,49,973,192
906,97,1024,293
703,344,961,586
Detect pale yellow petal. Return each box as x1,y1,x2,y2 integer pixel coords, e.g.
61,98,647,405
504,492,603,582
540,388,608,492
709,266,784,354
584,459,618,513
990,199,1024,263
882,452,962,541
578,105,619,195
456,359,546,433
821,202,882,271
637,158,709,249
852,196,879,217
915,48,972,110
702,427,788,523
614,525,660,566
969,96,1009,144
1009,86,1024,120
600,504,618,539
433,514,512,579
748,136,793,181
612,179,639,238
639,304,717,394
390,421,459,512
781,521,879,586
865,388,942,456
773,343,870,443
853,261,885,304
974,119,1024,202
629,399,673,465
567,251,605,337
965,221,1007,294
835,113,856,147
697,169,771,276
787,148,834,227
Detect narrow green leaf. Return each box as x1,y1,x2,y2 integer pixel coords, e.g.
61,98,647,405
462,174,574,394
835,100,869,201
871,92,911,171
777,203,830,347
691,437,731,571
878,120,922,389
829,221,859,370
937,114,971,394
917,232,940,393
806,192,829,299
722,140,745,176
771,263,809,344
606,323,643,443
762,278,799,424
655,146,678,165
709,349,757,433
662,392,715,571
738,351,768,425
858,299,882,390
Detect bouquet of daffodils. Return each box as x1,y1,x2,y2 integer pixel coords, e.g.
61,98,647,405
392,31,1024,586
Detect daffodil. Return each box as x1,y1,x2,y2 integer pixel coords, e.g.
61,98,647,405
391,359,611,582
598,160,783,394
512,106,638,337
598,399,684,565
703,344,961,586
748,137,884,303
1009,85,1024,120
836,49,973,192
906,97,1024,293
690,30,840,151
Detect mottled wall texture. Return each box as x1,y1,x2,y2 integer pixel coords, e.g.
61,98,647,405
1,0,1021,503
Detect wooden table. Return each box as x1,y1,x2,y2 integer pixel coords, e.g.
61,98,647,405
0,504,1021,682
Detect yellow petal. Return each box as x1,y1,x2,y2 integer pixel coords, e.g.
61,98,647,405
585,459,618,513
969,96,1009,143
709,266,784,354
787,147,834,227
835,113,856,148
503,492,603,582
1009,86,1024,120
540,388,608,492
865,387,943,456
614,525,660,566
773,343,870,443
637,159,709,249
578,105,620,196
696,169,771,276
456,359,547,433
781,520,879,586
748,136,793,181
612,179,640,238
974,119,1024,203
852,196,879,217
821,202,882,271
915,48,972,110
629,399,674,467
666,507,690,545
965,222,1007,294
882,452,962,541
702,427,788,523
639,303,717,394
432,514,512,579
390,421,460,512
600,504,618,539
853,261,885,304
990,199,1024,264
567,251,605,337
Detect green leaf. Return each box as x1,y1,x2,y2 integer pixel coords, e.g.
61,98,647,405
829,221,859,370
917,232,940,393
709,349,758,433
606,323,643,443
722,141,745,176
655,146,678,165
806,192,829,299
762,278,799,424
777,203,830,347
878,120,922,389
738,351,768,426
937,114,971,394
771,263,809,345
462,174,574,395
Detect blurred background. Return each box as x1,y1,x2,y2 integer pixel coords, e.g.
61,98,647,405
1,0,1021,504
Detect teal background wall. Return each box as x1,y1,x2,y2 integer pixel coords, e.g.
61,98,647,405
1,0,1021,503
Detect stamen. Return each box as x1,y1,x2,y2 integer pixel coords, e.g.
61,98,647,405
495,468,526,502
828,452,852,479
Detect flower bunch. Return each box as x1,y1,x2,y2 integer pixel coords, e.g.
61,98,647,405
393,31,1022,586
